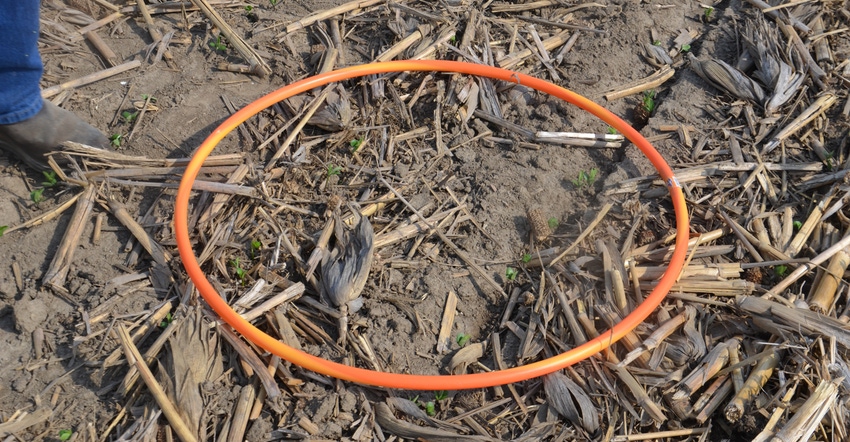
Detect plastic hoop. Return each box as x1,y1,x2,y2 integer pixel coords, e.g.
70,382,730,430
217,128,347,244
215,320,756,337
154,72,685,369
175,60,689,390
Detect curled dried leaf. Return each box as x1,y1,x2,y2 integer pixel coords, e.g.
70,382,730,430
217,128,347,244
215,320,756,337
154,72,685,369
543,371,600,433
688,53,766,104
448,341,485,374
321,209,374,308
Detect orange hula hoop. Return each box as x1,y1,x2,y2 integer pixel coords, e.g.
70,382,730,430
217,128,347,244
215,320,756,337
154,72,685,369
175,60,689,390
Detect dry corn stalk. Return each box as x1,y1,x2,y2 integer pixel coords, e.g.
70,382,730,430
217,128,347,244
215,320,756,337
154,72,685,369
725,349,779,422
688,53,766,104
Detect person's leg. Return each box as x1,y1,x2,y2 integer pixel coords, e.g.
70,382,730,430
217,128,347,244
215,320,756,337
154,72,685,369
0,1,108,171
0,1,44,125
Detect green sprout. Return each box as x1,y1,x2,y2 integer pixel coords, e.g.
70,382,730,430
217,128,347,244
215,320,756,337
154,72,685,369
521,253,532,264
505,266,519,281
30,188,45,205
793,220,802,230
326,164,343,177
607,126,617,135
140,93,156,102
680,43,691,52
209,34,227,51
109,133,122,148
435,390,448,401
121,110,139,123
456,333,471,347
652,40,662,46
703,7,714,20
159,312,173,328
547,217,559,230
424,400,436,416
642,90,657,114
229,258,247,284
269,0,279,5
349,136,364,152
0,226,8,237
250,239,262,259
449,35,457,44
244,5,253,12
572,168,599,189
42,171,58,188
59,429,73,441
774,265,788,277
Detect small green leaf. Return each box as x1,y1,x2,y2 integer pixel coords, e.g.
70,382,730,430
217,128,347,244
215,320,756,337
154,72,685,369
456,333,470,347
30,188,45,204
349,137,364,152
424,401,436,416
505,266,518,281
607,126,617,135
326,164,342,177
109,133,122,148
681,43,691,52
793,220,802,230
42,171,58,187
521,253,532,264
59,429,73,441
435,390,448,401
775,265,788,277
121,110,139,122
547,217,558,230
0,226,8,237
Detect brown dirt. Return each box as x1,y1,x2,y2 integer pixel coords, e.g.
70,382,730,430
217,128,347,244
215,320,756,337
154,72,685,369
1,0,848,441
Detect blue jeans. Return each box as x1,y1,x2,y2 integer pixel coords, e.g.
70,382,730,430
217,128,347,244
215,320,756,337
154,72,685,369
0,1,44,125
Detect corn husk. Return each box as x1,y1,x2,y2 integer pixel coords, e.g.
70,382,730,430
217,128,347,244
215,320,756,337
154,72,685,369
689,53,766,104
321,208,375,309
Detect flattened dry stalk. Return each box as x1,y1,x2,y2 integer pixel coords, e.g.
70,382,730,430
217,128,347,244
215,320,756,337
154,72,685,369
770,380,838,442
41,60,142,98
640,278,755,296
274,0,385,36
603,65,675,101
375,24,431,62
436,290,458,354
670,337,739,403
693,376,734,424
117,324,198,442
619,306,693,367
763,93,837,153
752,382,798,442
374,207,462,248
42,185,97,292
609,364,666,424
217,326,282,400
725,348,779,423
807,230,850,313
227,383,256,442
189,0,270,77
497,28,571,69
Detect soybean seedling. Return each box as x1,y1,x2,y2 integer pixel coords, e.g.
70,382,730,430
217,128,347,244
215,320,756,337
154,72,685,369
0,226,8,237
505,266,519,281
521,253,532,264
572,168,599,190
209,34,227,51
30,188,45,205
642,90,657,114
349,136,364,152
109,133,122,148
42,171,58,188
159,312,173,328
793,220,802,230
424,400,436,416
456,333,471,347
326,164,342,177
59,429,73,441
121,110,139,123
269,0,279,5
250,239,262,259
703,6,714,20
774,265,789,278
607,126,617,135
229,258,247,284
547,216,559,230
680,43,691,52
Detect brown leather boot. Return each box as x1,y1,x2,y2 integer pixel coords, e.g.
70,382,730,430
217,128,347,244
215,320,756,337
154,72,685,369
0,100,108,171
